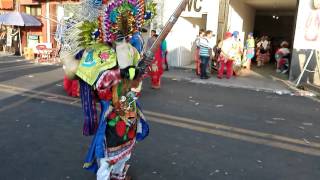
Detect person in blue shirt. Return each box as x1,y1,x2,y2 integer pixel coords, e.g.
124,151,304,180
161,39,168,71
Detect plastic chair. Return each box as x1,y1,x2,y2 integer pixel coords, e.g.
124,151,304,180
35,45,48,63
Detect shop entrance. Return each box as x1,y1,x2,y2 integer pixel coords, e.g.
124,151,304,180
228,0,298,80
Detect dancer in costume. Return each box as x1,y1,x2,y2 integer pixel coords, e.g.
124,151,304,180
243,33,255,70
217,32,235,79
59,0,156,179
148,37,164,89
59,0,189,179
63,76,79,97
275,41,290,74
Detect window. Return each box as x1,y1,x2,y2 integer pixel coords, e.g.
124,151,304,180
26,5,41,16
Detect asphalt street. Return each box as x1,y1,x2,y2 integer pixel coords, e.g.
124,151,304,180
0,56,320,180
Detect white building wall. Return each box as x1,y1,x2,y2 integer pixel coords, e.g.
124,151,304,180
228,0,256,43
154,0,220,67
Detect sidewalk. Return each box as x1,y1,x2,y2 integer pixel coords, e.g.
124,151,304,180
163,66,293,94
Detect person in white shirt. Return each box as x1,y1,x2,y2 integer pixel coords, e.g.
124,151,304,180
198,30,213,79
194,29,205,76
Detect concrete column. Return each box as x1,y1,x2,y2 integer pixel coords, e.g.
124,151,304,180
205,0,220,43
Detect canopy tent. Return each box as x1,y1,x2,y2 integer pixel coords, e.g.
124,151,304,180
0,12,41,55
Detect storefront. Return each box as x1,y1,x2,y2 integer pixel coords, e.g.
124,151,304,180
14,0,78,54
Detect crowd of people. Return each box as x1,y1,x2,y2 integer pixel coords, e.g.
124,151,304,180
194,30,292,80
64,28,292,97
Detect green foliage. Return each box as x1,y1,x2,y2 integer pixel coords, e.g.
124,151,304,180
77,20,99,48
144,1,157,26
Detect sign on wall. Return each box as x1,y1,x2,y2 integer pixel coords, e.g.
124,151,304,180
294,0,320,49
181,0,204,18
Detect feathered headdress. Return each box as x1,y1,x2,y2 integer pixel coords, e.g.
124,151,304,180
103,0,156,43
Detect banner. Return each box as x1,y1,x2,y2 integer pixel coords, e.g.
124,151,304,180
181,0,204,18
294,0,320,49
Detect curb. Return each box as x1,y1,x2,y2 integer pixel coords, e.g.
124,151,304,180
163,73,293,95
164,68,320,102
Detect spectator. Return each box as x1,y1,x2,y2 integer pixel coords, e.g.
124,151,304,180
0,27,6,52
211,39,222,73
198,30,213,79
146,29,156,50
194,29,205,76
161,39,169,71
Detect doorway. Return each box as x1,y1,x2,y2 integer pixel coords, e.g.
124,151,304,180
228,0,299,80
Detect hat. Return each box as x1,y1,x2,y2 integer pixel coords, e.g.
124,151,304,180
224,32,232,39
232,31,239,37
281,41,289,47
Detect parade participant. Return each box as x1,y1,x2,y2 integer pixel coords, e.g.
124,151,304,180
256,36,270,67
275,41,290,74
63,76,79,97
243,32,255,70
217,32,232,79
149,34,164,88
194,29,205,75
218,31,241,79
231,31,244,75
58,0,157,179
59,0,189,179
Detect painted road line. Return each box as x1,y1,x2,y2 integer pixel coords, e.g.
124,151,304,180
0,59,26,64
0,84,77,102
0,88,81,113
144,111,320,149
0,64,54,74
148,117,320,157
1,86,320,156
